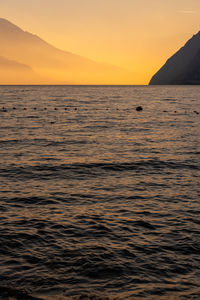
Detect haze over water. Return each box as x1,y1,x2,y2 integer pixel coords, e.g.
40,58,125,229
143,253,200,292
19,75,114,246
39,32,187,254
0,85,200,299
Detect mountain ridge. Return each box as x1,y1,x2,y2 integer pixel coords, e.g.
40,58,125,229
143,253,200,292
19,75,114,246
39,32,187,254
0,18,128,84
149,31,200,85
0,55,31,70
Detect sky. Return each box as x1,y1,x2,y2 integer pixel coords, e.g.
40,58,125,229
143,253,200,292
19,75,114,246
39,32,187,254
0,0,200,84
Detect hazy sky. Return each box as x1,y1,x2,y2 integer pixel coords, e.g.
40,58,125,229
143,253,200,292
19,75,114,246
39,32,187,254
1,0,200,83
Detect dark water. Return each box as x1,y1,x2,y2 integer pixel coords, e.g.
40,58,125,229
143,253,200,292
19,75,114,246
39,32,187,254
0,85,200,299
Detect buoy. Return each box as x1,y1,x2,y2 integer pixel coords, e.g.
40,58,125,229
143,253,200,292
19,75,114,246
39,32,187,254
136,106,143,111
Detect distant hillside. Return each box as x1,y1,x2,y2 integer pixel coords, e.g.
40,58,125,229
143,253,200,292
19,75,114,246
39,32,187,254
0,55,32,70
0,18,129,84
0,55,38,84
149,31,200,85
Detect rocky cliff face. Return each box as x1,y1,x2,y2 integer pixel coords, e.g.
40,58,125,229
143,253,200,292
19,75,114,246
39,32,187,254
149,32,200,85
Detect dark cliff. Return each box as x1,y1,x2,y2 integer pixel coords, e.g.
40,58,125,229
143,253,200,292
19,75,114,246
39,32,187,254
149,31,200,85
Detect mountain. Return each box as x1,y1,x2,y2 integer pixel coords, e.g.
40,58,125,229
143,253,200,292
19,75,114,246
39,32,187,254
0,18,128,84
149,31,200,85
0,56,31,70
0,55,38,84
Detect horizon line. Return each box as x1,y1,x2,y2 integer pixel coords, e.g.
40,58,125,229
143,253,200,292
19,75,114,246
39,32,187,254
0,84,148,87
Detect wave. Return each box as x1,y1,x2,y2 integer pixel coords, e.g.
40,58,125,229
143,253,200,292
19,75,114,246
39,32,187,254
0,286,41,300
0,159,198,181
0,286,112,300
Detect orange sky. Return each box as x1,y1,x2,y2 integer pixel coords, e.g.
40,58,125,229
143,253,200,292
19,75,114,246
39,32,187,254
0,0,200,84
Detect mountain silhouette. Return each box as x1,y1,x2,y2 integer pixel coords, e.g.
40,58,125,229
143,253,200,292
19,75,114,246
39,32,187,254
149,31,200,85
0,55,37,84
0,18,128,84
0,56,31,70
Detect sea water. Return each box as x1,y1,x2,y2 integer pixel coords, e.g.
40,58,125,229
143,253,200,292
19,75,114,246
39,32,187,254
0,85,200,299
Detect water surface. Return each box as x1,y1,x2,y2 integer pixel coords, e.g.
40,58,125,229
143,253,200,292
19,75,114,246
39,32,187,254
0,85,200,299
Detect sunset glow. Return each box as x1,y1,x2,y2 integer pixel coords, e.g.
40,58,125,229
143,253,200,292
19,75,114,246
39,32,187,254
0,0,200,84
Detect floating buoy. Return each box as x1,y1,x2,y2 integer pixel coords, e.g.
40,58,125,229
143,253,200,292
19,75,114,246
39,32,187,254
136,106,143,111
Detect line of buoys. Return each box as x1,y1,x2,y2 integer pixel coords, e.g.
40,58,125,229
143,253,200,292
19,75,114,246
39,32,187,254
0,107,76,111
0,106,200,116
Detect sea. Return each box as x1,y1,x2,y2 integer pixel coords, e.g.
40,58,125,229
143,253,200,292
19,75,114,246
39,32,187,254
0,85,200,300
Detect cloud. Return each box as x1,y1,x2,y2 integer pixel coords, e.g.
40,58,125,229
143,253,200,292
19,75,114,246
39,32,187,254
178,10,196,14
